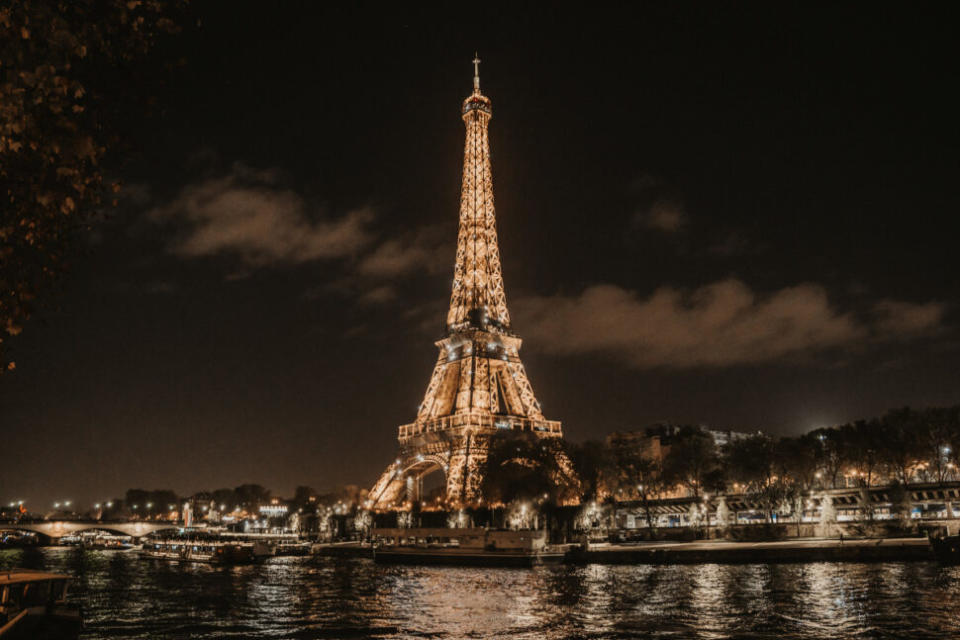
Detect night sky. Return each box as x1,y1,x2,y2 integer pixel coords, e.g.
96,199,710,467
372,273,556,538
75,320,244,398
3,3,958,508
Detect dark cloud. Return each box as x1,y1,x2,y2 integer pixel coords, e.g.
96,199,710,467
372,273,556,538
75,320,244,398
873,300,946,336
357,285,399,305
149,164,375,266
513,279,944,369
630,172,687,234
637,198,687,233
355,225,449,279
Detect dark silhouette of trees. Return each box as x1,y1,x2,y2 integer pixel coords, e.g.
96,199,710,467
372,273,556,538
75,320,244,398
609,438,665,529
234,484,271,512
662,426,721,499
481,432,578,505
0,1,185,371
211,488,238,512
567,440,613,503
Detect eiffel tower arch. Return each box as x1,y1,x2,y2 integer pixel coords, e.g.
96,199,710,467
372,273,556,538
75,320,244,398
369,57,570,510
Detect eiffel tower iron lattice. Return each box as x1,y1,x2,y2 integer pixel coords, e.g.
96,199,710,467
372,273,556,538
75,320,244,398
369,57,567,509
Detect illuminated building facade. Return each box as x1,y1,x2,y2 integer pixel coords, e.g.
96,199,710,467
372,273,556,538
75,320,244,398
369,57,565,508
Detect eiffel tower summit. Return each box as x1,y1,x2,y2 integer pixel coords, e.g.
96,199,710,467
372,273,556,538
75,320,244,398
369,56,565,509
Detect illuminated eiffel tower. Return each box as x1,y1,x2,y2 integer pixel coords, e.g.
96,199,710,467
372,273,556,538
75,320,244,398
369,56,564,509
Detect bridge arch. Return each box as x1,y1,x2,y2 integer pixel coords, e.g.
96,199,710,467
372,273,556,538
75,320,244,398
0,521,180,541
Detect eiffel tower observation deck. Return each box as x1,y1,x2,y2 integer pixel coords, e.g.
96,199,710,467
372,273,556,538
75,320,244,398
369,57,564,509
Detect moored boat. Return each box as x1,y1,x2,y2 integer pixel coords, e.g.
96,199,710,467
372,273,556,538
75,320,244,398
372,527,565,567
0,569,81,639
140,537,258,565
275,540,312,556
929,531,960,565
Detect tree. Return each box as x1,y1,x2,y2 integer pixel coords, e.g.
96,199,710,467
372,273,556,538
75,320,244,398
290,485,317,512
234,484,271,513
566,440,614,503
773,436,818,530
211,487,238,512
917,407,954,484
844,420,882,488
879,408,925,486
481,432,578,506
724,434,784,522
609,439,664,530
810,427,846,489
0,0,184,371
662,426,719,499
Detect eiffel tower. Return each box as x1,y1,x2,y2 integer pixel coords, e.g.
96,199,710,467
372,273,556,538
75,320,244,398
369,56,565,509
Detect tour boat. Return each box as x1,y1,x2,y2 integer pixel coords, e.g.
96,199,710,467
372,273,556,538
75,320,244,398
0,569,82,639
140,538,261,564
371,527,565,567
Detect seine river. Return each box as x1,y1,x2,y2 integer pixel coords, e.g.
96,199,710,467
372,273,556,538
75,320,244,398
3,547,960,639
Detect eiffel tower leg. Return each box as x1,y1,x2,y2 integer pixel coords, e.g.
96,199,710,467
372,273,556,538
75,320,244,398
370,464,407,509
445,436,467,505
463,433,491,502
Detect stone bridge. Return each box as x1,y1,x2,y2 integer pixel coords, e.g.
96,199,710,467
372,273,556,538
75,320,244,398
0,520,180,541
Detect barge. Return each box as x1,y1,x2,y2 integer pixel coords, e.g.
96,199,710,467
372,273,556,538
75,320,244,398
372,527,564,567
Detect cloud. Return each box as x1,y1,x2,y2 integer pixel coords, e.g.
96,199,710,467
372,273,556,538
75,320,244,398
358,285,398,305
639,198,687,233
873,300,945,336
356,225,449,279
512,279,944,369
629,173,687,233
150,165,374,266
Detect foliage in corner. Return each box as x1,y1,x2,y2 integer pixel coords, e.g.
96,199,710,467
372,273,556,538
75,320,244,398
0,0,185,372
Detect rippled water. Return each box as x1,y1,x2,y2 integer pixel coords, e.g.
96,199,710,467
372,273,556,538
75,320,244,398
3,548,960,639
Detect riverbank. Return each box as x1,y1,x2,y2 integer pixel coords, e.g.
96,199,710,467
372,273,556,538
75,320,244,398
569,537,933,564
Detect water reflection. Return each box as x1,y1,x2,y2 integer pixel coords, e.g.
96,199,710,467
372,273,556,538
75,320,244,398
2,549,959,639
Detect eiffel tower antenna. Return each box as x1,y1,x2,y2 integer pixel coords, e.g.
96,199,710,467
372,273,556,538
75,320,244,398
472,52,481,92
369,58,571,510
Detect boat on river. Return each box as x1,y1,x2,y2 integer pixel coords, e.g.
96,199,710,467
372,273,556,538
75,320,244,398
0,569,81,639
140,535,268,565
928,530,960,565
371,527,565,567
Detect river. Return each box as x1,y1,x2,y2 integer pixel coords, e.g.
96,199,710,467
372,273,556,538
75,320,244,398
2,547,959,638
